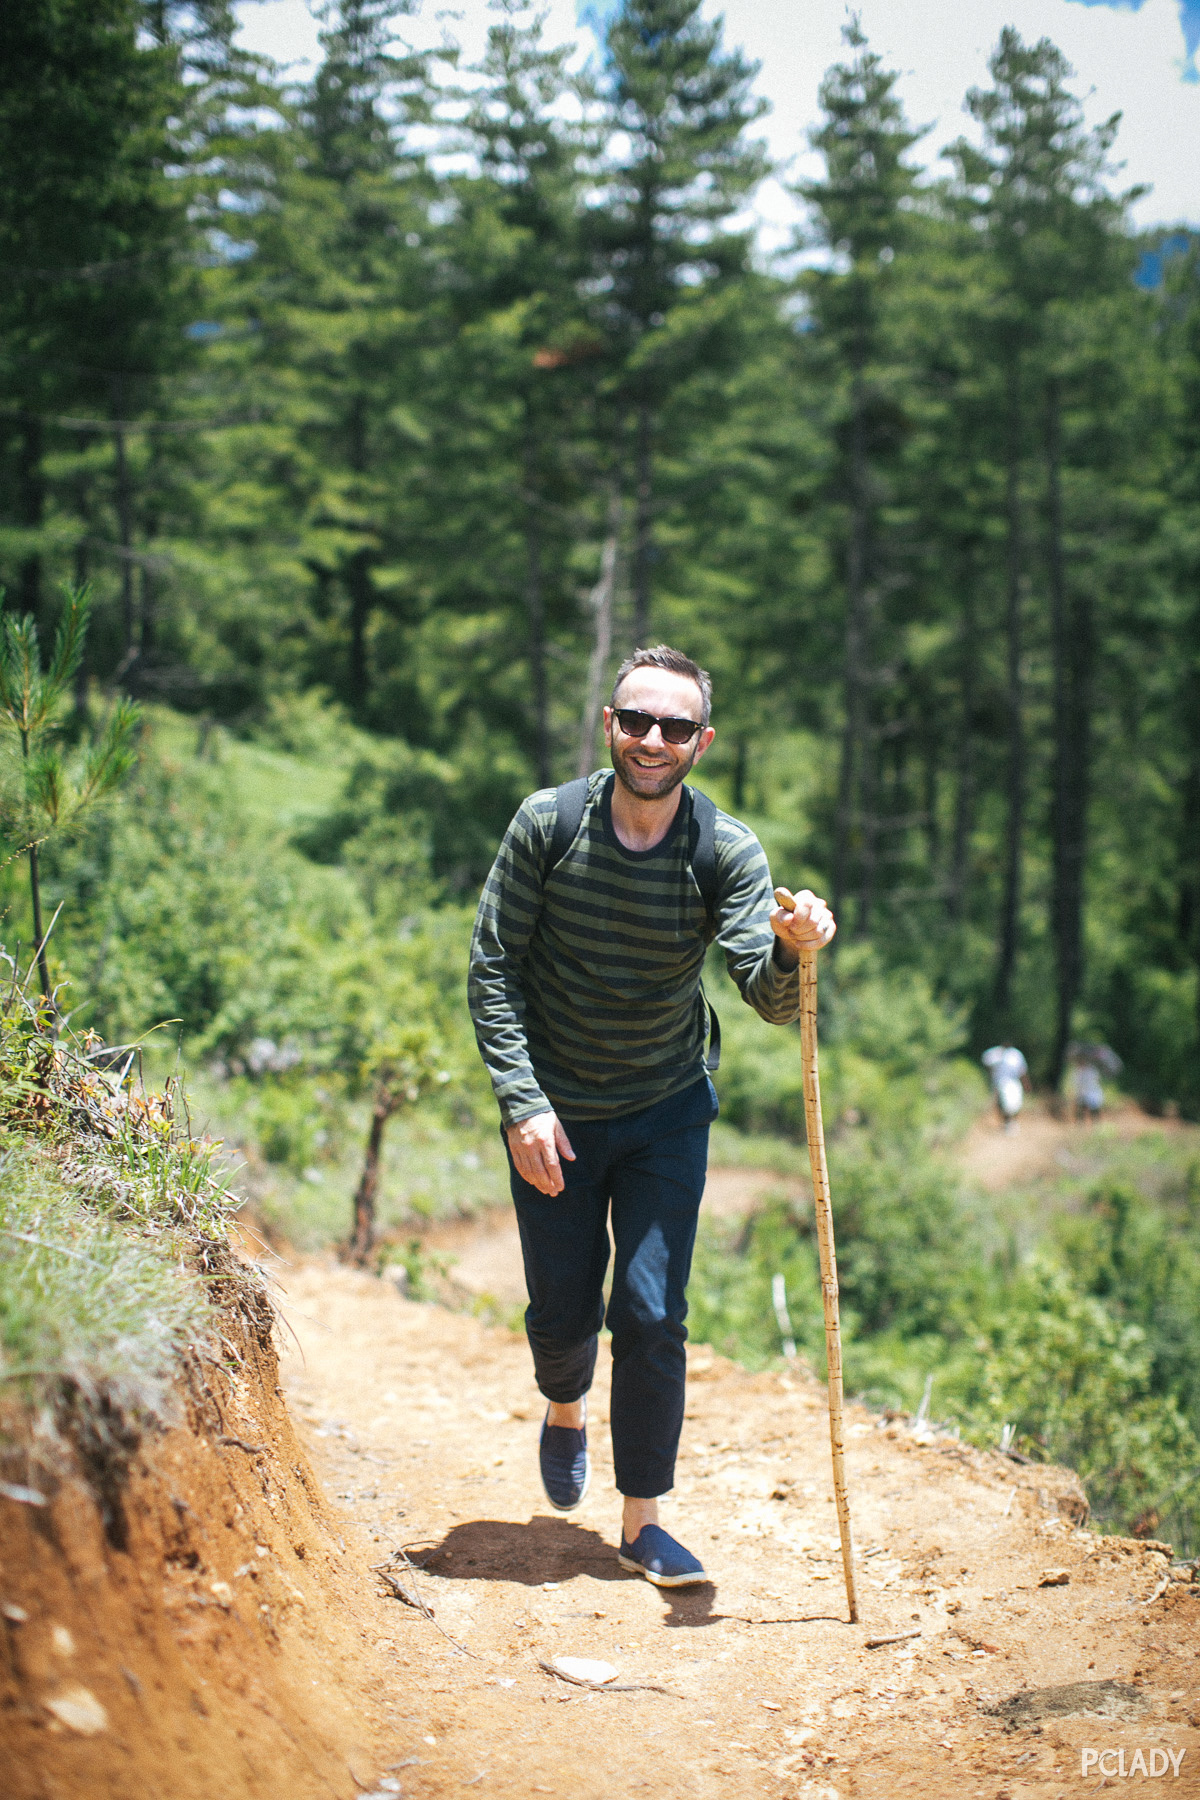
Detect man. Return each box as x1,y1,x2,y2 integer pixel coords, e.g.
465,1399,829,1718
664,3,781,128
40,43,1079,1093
468,646,835,1587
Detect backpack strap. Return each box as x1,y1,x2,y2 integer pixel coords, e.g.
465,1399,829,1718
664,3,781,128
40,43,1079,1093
686,787,719,929
545,776,590,875
687,787,722,1071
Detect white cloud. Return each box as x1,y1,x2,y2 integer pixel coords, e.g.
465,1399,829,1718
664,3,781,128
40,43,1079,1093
232,0,1200,235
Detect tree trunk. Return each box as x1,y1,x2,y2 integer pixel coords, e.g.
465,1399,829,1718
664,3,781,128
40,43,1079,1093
1182,681,1200,1055
577,492,620,779
993,359,1024,1024
833,367,871,938
632,402,652,647
524,413,551,788
28,840,51,1001
1047,377,1093,1090
344,392,373,713
345,547,374,713
948,572,977,921
17,414,45,632
73,488,91,723
731,733,748,812
351,1085,394,1263
113,420,137,681
922,729,940,879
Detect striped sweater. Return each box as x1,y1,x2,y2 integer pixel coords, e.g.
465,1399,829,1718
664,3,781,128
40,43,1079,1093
468,770,799,1126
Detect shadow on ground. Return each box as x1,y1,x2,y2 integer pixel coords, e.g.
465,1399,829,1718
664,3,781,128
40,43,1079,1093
420,1515,724,1624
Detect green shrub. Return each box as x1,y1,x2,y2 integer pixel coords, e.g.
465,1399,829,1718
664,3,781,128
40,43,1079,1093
0,1143,209,1419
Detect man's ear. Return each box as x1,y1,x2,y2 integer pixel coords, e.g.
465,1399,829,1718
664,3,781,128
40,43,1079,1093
692,725,716,763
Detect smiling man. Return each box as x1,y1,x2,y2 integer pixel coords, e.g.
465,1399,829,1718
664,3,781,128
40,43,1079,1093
468,645,835,1586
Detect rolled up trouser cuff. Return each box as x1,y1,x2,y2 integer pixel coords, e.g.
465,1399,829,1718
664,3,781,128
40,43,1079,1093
527,1324,598,1404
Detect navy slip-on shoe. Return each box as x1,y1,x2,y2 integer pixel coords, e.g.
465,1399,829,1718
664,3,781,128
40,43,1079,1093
538,1404,590,1512
618,1523,706,1587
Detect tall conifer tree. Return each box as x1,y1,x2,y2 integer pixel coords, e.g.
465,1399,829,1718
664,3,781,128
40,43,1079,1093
592,0,767,645
800,19,922,936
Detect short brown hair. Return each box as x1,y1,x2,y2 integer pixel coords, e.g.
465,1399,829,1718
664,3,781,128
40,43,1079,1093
611,645,712,726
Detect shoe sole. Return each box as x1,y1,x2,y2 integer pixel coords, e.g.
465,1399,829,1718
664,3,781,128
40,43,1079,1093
617,1552,706,1587
541,1455,591,1513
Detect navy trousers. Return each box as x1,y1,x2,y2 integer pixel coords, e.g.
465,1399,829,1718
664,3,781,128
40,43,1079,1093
506,1074,717,1499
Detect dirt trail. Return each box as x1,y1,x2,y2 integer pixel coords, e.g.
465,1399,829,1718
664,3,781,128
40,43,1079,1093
277,1259,1200,1799
960,1098,1189,1194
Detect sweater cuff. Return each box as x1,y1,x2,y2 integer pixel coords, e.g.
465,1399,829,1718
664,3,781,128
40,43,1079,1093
499,1089,553,1130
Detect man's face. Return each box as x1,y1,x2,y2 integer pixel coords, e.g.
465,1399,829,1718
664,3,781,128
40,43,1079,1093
604,669,715,801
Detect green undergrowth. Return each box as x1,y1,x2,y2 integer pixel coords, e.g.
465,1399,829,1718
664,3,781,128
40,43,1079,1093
0,974,251,1458
0,1145,210,1417
689,1123,1200,1551
179,1062,508,1251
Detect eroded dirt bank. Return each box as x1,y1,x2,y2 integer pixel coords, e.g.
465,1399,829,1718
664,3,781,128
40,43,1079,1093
1,1291,396,1800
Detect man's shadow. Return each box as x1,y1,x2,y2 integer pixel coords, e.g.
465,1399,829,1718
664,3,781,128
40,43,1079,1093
416,1516,720,1627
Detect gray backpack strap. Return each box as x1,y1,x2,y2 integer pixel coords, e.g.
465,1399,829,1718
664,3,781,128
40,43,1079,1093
546,776,590,875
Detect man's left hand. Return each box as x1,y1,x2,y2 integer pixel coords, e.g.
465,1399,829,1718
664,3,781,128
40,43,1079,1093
770,887,837,965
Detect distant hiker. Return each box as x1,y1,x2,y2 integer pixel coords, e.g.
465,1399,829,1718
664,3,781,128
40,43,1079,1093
468,645,835,1589
982,1042,1030,1134
1068,1041,1123,1124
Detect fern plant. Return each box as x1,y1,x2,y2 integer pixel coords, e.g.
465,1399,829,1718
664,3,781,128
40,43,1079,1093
0,585,139,998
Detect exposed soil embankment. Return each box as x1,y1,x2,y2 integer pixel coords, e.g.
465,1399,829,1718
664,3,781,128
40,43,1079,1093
1,1288,395,1800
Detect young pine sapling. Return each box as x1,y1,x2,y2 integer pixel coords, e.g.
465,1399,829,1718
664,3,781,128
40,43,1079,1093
0,585,139,999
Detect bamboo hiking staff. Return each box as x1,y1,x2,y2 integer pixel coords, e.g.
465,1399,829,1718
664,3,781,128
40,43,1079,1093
794,925,859,1625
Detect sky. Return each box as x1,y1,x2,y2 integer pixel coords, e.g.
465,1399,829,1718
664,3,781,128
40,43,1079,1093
231,0,1200,243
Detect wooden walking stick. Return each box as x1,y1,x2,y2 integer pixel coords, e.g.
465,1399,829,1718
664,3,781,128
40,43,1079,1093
793,921,859,1624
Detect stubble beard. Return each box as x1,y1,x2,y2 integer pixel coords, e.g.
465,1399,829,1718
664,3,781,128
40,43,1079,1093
610,737,697,801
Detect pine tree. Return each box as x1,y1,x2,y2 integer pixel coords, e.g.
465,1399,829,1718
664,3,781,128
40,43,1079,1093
951,28,1131,1066
0,0,192,663
456,1,599,785
592,0,768,644
799,19,923,936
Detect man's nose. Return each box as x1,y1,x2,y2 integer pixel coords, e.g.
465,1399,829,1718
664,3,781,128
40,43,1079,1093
641,722,668,749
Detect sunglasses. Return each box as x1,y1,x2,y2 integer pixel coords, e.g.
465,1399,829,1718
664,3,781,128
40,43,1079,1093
613,708,704,747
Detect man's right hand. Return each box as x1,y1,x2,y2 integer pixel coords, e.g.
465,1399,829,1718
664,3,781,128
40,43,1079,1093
506,1110,576,1196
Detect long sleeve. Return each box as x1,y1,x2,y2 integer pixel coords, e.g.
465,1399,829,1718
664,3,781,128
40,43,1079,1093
467,793,556,1127
712,823,800,1024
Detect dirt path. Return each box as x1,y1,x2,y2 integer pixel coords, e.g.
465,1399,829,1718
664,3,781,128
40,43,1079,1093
278,1261,1200,1799
959,1099,1190,1194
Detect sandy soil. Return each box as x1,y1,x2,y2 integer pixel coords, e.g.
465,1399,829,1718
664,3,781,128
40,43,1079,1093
273,1260,1200,1800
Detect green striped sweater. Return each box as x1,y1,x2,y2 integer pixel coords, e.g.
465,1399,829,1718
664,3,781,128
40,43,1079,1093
468,770,799,1126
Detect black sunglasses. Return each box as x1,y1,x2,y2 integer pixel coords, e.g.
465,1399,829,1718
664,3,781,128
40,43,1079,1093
614,708,704,747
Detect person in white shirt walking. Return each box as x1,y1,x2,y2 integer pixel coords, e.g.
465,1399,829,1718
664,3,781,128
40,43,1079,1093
981,1043,1030,1133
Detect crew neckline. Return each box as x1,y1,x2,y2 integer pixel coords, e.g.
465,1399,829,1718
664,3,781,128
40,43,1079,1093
598,771,690,860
